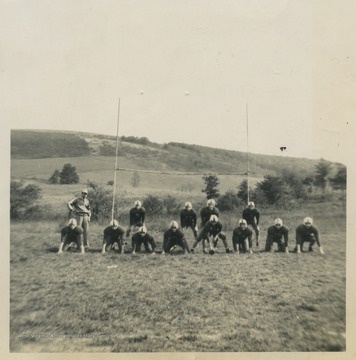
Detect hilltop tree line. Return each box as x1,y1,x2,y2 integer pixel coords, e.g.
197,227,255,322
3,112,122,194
10,159,346,220
202,159,346,210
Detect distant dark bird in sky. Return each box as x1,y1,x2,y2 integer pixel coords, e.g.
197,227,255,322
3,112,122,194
280,147,287,152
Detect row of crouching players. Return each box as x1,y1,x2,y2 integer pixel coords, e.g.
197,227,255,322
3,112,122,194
58,215,324,255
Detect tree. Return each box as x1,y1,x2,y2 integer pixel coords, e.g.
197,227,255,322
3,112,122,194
131,172,140,188
256,175,290,205
314,159,331,194
237,179,251,203
59,163,79,184
302,176,314,194
330,164,346,191
202,175,220,199
86,181,115,222
10,180,42,219
281,169,307,199
49,169,60,184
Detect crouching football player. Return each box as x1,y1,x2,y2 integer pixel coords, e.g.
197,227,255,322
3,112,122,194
162,221,190,254
102,219,126,254
131,226,157,255
58,218,84,254
232,219,253,253
294,217,324,254
265,218,289,253
191,215,231,254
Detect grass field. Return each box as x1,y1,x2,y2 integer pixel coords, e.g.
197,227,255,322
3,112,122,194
11,156,263,197
10,201,346,353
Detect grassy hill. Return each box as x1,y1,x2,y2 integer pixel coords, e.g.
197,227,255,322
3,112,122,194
11,129,346,218
11,129,325,178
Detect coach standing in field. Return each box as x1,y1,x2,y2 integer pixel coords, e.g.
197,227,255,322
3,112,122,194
102,219,126,254
242,201,260,247
265,218,289,253
180,202,198,239
294,217,325,254
162,221,190,254
67,189,91,248
58,218,85,254
232,219,253,253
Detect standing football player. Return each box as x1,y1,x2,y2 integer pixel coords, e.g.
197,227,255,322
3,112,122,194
242,201,260,247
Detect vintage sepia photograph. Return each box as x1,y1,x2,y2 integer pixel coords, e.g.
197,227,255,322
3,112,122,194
2,0,355,358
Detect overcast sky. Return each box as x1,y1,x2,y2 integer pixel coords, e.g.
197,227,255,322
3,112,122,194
1,0,355,163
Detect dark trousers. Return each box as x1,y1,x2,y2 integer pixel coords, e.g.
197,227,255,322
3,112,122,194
63,235,83,250
265,238,287,252
163,238,190,253
104,236,123,253
294,234,316,251
132,238,156,253
248,222,259,237
233,238,252,252
182,225,198,239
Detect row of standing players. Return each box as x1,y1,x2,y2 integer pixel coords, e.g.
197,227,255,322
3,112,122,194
58,189,324,255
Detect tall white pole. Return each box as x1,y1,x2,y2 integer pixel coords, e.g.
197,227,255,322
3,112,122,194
111,98,121,222
246,103,250,204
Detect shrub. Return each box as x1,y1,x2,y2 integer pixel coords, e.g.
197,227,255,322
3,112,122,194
256,175,290,205
281,170,307,199
48,170,60,184
162,195,180,214
330,164,346,191
218,191,242,211
23,204,59,220
142,195,163,214
10,181,42,219
99,143,116,156
85,181,117,223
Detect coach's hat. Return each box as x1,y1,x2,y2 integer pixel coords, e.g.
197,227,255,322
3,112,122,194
82,189,88,194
